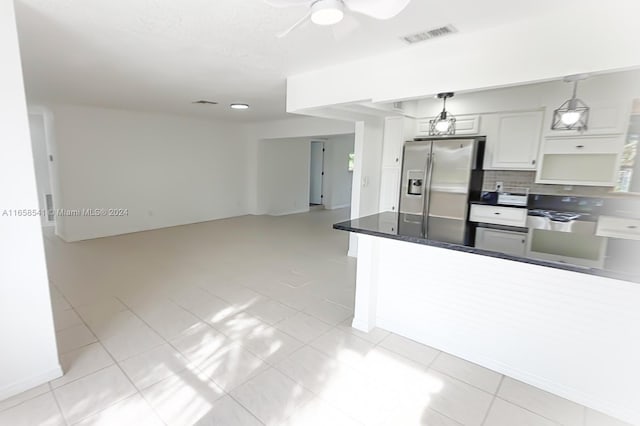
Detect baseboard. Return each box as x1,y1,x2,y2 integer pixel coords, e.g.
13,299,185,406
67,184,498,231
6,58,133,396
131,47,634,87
0,364,63,402
270,208,310,216
325,203,350,210
351,317,374,332
375,316,639,425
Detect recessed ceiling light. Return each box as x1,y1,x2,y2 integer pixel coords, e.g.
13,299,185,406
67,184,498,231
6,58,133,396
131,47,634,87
230,103,249,110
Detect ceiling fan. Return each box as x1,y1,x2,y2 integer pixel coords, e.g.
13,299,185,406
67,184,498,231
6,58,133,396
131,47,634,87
265,0,412,38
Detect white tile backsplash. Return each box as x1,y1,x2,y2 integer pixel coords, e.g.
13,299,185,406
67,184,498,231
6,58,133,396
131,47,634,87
482,170,614,197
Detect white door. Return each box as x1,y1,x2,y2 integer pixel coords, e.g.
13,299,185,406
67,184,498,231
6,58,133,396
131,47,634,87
309,141,324,205
29,113,55,226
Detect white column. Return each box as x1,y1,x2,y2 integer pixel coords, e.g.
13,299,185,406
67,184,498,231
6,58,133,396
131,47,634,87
0,0,62,400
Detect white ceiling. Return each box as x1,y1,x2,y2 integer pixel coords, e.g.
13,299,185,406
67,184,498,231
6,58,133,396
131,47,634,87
15,0,565,122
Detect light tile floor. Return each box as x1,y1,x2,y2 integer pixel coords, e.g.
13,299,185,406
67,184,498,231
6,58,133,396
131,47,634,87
0,209,632,425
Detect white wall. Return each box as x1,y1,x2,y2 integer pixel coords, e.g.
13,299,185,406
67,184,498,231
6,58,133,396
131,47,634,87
48,104,249,241
0,0,61,401
246,116,355,214
257,137,311,216
323,134,355,210
286,0,640,112
256,134,355,215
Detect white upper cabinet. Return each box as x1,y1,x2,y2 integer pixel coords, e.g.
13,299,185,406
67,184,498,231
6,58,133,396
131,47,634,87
536,135,625,186
416,114,480,137
381,116,405,167
482,111,544,170
544,101,629,137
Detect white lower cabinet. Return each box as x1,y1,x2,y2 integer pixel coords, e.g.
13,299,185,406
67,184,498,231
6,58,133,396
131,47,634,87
596,215,640,241
469,204,528,227
475,227,527,257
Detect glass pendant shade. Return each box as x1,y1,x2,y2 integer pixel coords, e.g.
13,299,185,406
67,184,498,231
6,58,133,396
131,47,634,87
552,80,590,131
429,93,456,136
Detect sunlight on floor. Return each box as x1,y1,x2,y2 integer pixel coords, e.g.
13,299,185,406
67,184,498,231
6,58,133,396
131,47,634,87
0,209,630,425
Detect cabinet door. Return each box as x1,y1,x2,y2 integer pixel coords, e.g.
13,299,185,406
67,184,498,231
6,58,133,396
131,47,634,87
416,115,480,136
476,228,527,257
483,111,543,170
536,135,624,186
382,117,404,167
379,167,401,212
545,102,629,137
469,204,528,227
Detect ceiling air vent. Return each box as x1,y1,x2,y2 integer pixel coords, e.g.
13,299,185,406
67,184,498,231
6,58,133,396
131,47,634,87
401,25,457,44
192,100,218,105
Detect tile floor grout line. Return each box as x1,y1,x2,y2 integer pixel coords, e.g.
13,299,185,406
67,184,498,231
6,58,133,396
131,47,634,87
491,394,571,426
60,299,161,425
48,386,70,426
226,390,268,426
480,375,505,426
39,210,608,426
123,293,265,414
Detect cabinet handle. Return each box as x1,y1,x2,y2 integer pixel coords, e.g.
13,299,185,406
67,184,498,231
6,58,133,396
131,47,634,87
531,159,536,165
392,206,395,211
395,158,399,162
628,225,637,229
493,212,501,215
521,239,526,243
576,145,585,149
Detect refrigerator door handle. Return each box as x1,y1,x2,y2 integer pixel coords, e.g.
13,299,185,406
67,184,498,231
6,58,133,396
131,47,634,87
422,153,434,238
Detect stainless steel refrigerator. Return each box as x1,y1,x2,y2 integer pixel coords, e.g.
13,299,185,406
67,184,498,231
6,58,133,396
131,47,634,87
398,137,485,245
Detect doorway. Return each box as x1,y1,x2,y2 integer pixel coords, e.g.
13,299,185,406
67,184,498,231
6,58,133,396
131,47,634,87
309,141,325,206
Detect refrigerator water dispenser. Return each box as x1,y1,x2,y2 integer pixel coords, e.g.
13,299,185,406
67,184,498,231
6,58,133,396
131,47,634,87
408,178,423,195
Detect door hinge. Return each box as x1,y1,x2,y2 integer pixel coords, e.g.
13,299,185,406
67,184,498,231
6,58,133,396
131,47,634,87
321,172,324,176
321,194,323,198
322,148,325,152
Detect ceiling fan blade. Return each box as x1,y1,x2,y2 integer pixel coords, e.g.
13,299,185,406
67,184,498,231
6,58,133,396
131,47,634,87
264,0,312,8
277,11,312,38
331,13,360,41
344,0,411,20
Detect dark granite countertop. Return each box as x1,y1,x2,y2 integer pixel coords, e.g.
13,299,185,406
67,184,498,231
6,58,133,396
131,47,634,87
334,212,639,283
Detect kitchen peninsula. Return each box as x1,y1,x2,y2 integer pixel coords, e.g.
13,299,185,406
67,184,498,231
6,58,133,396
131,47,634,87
334,206,640,425
329,70,640,425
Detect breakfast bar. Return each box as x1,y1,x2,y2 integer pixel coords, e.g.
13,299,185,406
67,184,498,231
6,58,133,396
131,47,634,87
334,212,640,424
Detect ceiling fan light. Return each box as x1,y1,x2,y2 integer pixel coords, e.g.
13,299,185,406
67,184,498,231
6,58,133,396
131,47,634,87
311,0,345,26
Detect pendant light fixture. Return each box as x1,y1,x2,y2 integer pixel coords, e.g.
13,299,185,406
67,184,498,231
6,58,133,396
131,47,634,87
429,92,456,136
552,74,590,131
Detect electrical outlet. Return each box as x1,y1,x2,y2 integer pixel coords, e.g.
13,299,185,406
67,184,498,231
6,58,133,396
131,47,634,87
495,181,503,192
